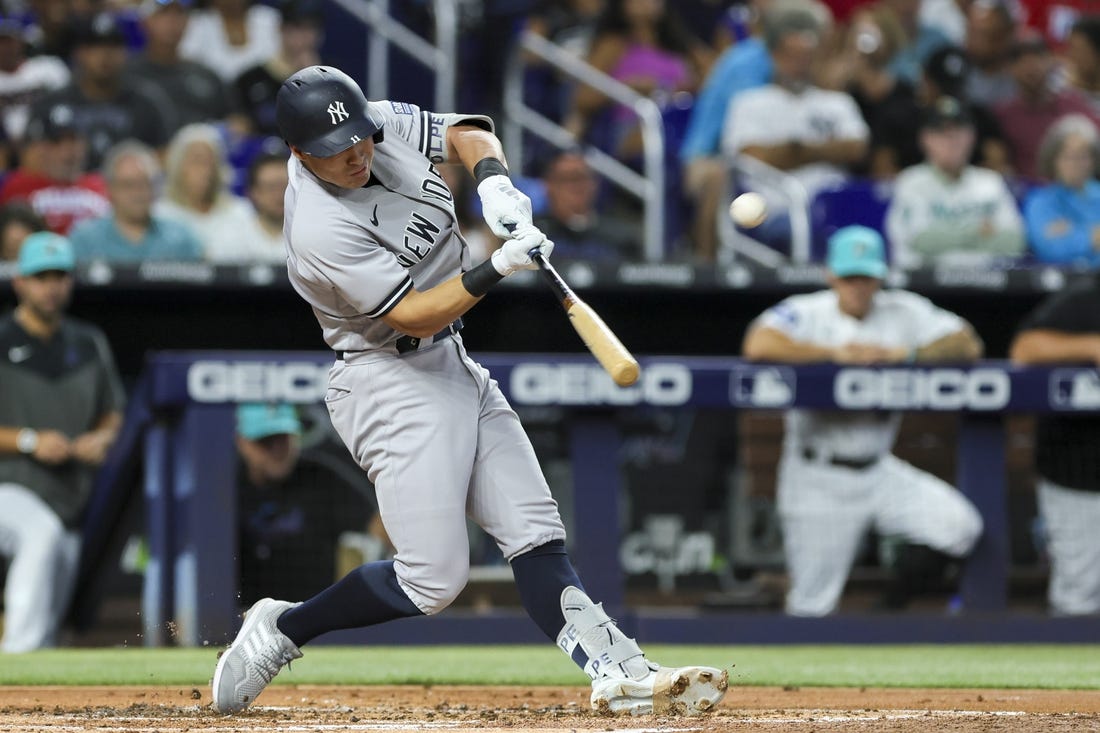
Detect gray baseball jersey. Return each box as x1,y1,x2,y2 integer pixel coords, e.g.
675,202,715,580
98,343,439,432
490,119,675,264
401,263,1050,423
284,101,490,353
282,100,566,615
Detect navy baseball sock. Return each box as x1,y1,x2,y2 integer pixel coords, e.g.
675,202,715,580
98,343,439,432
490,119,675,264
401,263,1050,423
511,539,589,670
276,560,423,647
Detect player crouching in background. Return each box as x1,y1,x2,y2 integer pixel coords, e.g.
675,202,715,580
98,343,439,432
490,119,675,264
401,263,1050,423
742,225,984,616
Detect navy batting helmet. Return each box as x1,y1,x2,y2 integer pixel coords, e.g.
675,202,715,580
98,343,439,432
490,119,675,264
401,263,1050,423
276,65,384,156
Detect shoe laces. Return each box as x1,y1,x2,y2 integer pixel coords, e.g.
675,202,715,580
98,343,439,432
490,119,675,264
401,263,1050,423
253,641,295,684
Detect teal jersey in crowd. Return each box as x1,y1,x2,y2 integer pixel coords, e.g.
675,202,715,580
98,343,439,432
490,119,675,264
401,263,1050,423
69,215,204,263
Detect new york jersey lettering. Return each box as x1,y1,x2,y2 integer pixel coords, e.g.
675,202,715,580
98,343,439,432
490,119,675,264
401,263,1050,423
421,165,453,205
398,211,442,265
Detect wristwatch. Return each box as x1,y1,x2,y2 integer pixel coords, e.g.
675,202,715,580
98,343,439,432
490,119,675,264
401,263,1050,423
16,428,38,455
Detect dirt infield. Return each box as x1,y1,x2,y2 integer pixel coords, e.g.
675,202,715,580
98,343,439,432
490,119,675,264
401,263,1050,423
1,685,1098,732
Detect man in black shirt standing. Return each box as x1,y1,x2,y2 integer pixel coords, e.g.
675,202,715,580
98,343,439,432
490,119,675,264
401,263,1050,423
1010,275,1100,615
0,231,124,652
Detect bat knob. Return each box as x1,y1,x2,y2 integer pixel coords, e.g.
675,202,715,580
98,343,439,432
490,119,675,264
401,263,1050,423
613,361,641,387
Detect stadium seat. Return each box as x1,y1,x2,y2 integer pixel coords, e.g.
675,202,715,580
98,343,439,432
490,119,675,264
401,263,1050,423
810,179,894,263
221,132,286,195
115,8,145,51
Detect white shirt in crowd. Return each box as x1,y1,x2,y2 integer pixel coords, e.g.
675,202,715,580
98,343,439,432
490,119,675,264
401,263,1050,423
885,163,1025,269
919,0,967,45
155,196,262,263
722,83,869,207
0,54,69,141
178,4,280,83
238,210,288,264
754,288,965,458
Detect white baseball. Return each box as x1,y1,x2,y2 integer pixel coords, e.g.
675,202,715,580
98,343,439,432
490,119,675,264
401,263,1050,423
729,192,767,228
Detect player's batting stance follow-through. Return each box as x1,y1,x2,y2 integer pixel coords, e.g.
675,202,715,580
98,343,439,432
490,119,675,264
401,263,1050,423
210,66,727,716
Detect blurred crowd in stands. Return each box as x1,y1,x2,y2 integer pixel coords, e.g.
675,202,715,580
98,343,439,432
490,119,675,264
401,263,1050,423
0,0,1099,268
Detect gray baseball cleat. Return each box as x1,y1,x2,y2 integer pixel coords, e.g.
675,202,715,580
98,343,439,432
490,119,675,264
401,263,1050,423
211,598,302,714
557,586,728,715
590,663,729,715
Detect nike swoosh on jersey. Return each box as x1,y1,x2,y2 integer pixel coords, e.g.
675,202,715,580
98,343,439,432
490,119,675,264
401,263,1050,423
8,345,32,363
370,204,379,226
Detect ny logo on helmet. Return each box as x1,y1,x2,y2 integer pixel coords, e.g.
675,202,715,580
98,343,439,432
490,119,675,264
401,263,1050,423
328,101,349,125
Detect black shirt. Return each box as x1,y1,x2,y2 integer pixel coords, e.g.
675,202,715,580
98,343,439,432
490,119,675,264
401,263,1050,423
237,448,374,605
0,313,125,526
234,64,283,137
1017,276,1100,492
533,212,641,261
124,57,237,134
27,82,173,169
874,96,1006,172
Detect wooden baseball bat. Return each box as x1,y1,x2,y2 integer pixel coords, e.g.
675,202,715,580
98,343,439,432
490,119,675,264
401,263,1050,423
529,251,640,387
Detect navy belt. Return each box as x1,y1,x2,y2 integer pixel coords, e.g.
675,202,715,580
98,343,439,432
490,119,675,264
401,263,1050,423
337,318,463,360
801,447,878,471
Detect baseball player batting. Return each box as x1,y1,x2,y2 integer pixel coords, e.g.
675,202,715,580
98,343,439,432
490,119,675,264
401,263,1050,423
210,65,727,716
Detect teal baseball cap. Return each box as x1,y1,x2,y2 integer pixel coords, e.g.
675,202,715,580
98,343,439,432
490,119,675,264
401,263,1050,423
17,231,75,276
826,225,888,279
236,403,302,440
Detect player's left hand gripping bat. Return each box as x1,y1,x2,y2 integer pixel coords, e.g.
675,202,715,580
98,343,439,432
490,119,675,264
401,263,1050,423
527,249,640,387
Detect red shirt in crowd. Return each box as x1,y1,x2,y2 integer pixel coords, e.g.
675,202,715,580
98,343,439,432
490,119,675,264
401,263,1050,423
0,171,110,234
994,90,1100,179
821,0,876,23
1020,0,1096,45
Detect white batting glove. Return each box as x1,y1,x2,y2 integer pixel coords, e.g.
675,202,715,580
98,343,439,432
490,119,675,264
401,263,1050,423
478,175,533,238
490,224,554,276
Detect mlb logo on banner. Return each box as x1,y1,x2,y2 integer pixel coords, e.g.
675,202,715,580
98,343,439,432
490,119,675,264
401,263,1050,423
1050,369,1100,410
730,365,796,408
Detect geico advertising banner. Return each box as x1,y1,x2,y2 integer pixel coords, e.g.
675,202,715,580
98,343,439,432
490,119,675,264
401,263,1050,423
148,354,1100,413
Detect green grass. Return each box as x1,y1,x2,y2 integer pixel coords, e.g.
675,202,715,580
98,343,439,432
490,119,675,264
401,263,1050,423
2,645,1100,689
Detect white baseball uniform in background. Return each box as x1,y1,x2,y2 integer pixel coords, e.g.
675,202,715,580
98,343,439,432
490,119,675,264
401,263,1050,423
885,163,1025,270
753,289,984,616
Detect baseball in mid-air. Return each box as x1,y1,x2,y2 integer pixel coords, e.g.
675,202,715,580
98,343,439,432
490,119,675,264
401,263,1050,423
729,192,767,228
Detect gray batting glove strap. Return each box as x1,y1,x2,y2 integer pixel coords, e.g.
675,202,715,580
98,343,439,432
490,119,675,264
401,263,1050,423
478,174,533,238
490,224,554,276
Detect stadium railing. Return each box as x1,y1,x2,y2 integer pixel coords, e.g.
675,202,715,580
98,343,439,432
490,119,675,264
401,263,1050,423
502,30,667,262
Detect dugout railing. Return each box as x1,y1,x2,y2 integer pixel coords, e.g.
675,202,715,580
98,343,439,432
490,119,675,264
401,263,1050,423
71,351,1100,648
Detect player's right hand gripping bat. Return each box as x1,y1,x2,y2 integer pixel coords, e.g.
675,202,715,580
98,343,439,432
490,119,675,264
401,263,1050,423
528,249,640,387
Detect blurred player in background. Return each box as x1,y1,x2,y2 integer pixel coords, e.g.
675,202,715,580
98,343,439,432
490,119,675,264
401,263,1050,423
233,402,384,607
1010,274,1100,615
742,225,984,616
0,231,124,652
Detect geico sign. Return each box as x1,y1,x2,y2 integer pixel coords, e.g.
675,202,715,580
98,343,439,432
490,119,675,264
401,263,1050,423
510,363,692,406
834,368,1010,410
187,361,330,403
